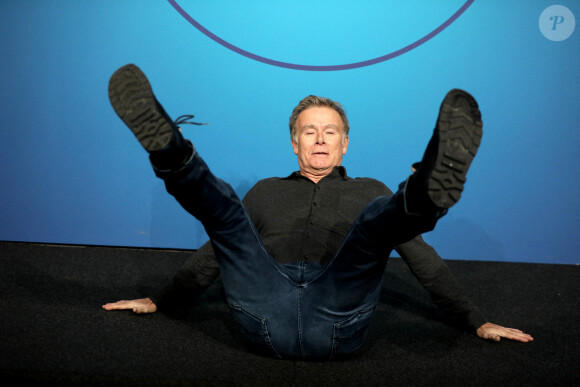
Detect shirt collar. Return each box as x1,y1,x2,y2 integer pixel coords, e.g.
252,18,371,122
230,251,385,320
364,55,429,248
285,166,348,181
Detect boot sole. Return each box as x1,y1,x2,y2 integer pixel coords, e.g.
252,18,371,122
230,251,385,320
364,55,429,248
428,89,483,208
108,64,173,152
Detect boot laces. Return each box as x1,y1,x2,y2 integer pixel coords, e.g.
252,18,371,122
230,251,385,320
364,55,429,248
174,114,208,126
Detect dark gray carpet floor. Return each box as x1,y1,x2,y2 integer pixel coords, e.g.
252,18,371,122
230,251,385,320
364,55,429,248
0,241,578,386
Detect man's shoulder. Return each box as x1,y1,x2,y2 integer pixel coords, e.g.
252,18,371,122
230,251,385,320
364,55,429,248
349,176,386,185
244,176,292,197
252,176,290,187
347,176,392,195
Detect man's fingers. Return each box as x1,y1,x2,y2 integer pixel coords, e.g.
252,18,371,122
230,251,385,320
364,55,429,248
492,328,533,343
102,300,133,310
477,322,534,343
102,298,157,314
501,328,534,342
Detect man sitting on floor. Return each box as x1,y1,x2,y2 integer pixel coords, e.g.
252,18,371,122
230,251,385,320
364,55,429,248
103,64,533,360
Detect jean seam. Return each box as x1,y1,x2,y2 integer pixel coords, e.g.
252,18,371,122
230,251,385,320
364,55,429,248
297,285,305,359
330,324,339,360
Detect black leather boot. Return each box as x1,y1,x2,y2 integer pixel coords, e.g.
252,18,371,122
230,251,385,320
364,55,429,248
405,89,483,216
108,64,205,171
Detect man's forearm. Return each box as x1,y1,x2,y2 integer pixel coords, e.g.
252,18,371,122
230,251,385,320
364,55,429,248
395,236,487,331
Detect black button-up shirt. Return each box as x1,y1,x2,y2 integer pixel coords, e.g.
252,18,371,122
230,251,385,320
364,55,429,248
243,166,388,264
153,167,486,331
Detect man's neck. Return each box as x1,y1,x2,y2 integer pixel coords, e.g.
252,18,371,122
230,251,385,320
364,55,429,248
299,167,334,184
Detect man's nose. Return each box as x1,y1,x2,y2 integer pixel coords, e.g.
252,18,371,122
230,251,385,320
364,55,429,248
316,132,325,144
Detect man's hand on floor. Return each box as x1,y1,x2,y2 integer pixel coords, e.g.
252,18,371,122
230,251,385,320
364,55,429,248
477,322,534,342
102,297,158,314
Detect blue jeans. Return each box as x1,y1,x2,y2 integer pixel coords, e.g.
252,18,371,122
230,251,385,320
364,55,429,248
154,147,439,360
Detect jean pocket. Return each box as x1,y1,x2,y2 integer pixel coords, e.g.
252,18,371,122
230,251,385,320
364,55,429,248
330,306,376,359
228,303,281,359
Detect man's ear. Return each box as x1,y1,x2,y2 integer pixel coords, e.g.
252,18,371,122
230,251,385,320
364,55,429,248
342,135,349,155
291,139,299,155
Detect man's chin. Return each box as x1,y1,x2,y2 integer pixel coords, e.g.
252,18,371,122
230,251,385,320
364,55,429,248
310,163,331,169
309,159,335,168
310,164,337,174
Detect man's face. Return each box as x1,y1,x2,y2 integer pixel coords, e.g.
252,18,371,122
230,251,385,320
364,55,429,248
292,107,349,180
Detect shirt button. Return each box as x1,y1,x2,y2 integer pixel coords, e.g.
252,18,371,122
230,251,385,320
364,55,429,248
312,202,318,207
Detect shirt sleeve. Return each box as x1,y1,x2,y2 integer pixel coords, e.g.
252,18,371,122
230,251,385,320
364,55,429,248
150,240,219,311
394,236,488,332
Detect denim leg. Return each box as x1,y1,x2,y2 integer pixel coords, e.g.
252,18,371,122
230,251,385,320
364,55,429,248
153,148,304,358
299,181,440,359
153,150,441,359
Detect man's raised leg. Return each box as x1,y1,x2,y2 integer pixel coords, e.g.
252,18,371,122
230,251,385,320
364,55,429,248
108,64,291,306
108,64,304,358
405,88,483,215
299,89,483,359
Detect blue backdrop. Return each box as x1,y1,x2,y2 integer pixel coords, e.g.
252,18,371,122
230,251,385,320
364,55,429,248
1,1,578,264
